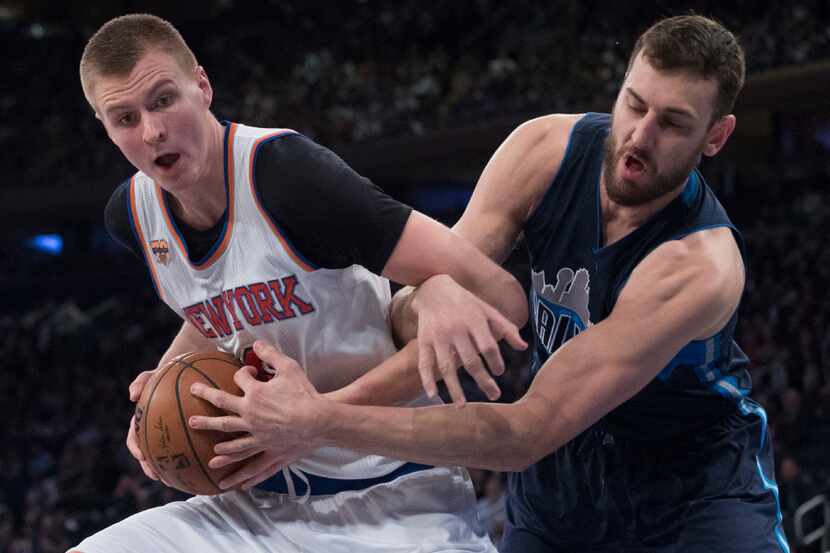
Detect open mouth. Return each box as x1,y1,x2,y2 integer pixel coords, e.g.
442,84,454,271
622,153,647,180
154,153,180,169
624,154,645,172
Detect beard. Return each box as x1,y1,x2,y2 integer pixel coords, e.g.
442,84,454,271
602,131,702,207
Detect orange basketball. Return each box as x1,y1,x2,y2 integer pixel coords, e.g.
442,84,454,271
134,351,249,495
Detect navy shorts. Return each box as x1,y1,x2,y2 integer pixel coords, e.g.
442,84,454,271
501,400,789,553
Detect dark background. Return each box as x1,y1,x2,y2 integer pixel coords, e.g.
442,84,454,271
0,1,829,551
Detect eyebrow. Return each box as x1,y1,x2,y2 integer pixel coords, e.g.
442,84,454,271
104,79,176,117
626,87,696,120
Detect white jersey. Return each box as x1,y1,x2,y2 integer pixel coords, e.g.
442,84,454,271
128,122,430,480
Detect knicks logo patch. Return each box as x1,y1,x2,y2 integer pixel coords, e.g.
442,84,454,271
150,239,170,266
531,267,592,358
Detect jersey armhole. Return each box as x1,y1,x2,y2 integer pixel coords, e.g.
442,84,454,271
250,132,319,272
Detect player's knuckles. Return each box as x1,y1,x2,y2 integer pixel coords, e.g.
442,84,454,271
477,341,500,359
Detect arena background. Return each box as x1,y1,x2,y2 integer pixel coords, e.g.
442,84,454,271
1,1,829,551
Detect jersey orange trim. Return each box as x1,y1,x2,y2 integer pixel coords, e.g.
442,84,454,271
155,123,238,271
129,176,166,302
200,122,238,268
248,130,316,273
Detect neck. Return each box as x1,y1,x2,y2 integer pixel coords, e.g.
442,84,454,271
599,168,687,247
169,117,227,230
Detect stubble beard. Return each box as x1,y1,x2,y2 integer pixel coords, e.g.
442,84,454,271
601,131,702,207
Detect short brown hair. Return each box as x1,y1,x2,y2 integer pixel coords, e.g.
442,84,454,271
627,15,745,120
80,13,198,107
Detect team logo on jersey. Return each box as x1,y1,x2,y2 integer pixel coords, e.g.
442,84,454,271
150,239,170,266
531,267,592,357
182,275,316,340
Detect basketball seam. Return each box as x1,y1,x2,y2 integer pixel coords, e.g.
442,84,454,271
174,357,240,494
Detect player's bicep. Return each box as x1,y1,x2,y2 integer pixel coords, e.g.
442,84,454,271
254,135,411,273
606,240,741,371
453,114,576,264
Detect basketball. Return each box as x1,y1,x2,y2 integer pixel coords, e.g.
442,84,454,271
134,351,248,495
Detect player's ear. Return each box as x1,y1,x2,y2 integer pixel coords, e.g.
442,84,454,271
702,114,735,157
195,65,213,108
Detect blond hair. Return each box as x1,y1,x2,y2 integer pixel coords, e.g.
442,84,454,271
80,13,197,107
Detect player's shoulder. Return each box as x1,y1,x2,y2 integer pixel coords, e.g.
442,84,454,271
501,114,585,185
510,113,584,158
239,126,338,172
642,227,744,298
104,176,143,257
632,227,744,338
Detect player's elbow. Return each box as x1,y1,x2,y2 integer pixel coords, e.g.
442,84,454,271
498,274,529,328
498,440,555,472
498,414,559,472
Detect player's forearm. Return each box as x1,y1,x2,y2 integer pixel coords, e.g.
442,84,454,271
324,341,424,406
157,320,215,368
319,398,545,471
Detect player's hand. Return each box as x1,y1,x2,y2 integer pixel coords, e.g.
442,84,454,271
127,368,160,480
411,274,527,404
206,442,314,491
188,341,330,486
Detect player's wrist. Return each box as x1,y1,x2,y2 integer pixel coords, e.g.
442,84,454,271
410,274,454,315
314,398,347,447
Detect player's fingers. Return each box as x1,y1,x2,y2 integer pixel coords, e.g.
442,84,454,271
454,339,500,400
214,435,258,455
209,447,263,469
240,460,284,491
439,352,467,406
234,365,258,393
218,452,270,490
190,383,245,414
417,339,439,398
126,416,144,461
139,459,159,481
470,328,505,377
484,303,527,351
189,414,248,433
253,340,302,376
129,370,156,402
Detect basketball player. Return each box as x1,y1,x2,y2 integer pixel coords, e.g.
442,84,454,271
191,15,789,552
72,13,529,553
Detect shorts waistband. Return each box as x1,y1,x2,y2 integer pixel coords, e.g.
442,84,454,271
255,462,433,496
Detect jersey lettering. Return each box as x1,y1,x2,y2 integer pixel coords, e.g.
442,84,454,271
184,275,316,339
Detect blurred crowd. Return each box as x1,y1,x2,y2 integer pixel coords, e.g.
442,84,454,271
3,1,830,191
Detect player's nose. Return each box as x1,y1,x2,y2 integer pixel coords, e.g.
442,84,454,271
142,112,167,145
629,111,659,151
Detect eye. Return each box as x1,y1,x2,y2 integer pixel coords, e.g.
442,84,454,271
664,118,684,130
628,101,646,114
118,112,136,126
156,93,174,109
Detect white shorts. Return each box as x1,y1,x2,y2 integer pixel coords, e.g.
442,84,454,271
71,466,496,553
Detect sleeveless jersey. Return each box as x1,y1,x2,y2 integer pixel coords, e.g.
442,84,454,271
127,122,424,479
524,112,751,441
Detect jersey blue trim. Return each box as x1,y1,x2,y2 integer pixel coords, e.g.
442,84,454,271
739,400,791,553
656,339,708,381
159,123,232,267
126,179,163,300
251,132,320,271
679,170,699,205
548,114,584,192
668,222,739,242
257,461,432,495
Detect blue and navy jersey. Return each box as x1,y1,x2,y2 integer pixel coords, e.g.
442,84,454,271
525,112,751,441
